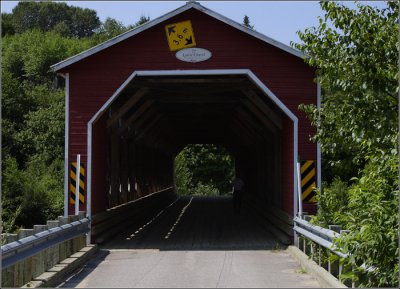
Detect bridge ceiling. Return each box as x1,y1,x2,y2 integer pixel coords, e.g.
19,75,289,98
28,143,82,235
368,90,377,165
106,74,283,156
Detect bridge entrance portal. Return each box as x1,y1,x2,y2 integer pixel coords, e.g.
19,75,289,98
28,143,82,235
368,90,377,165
87,70,298,244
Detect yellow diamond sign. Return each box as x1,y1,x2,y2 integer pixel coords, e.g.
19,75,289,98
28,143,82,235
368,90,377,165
165,20,196,51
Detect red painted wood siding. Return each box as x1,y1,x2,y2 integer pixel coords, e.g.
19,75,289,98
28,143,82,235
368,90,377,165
62,8,317,215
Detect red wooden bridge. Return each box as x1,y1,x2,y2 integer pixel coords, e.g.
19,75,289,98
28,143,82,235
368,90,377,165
52,1,320,243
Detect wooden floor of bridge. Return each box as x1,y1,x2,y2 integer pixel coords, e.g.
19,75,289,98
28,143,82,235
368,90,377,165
104,196,280,250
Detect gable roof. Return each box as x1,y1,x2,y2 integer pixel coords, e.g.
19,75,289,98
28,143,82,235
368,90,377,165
51,1,304,72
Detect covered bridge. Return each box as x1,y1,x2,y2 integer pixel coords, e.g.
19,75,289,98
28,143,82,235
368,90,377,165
52,1,320,244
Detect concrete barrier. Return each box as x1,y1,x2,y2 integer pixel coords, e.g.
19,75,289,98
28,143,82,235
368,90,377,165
22,245,98,288
287,245,347,288
1,213,88,288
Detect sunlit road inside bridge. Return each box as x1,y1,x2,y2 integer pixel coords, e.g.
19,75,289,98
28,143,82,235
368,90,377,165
58,196,321,288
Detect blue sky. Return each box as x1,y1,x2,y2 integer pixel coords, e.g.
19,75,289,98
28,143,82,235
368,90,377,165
1,1,388,46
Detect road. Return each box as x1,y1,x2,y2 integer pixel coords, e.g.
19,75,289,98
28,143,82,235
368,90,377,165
59,196,321,288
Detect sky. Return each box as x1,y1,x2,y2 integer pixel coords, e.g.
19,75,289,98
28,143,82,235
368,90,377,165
1,1,388,46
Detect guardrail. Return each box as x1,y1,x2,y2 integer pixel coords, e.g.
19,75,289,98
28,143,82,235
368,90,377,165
1,213,89,287
293,215,354,287
294,216,347,258
2,218,90,269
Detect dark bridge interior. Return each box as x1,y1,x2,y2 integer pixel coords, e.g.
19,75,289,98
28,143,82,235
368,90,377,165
90,73,294,246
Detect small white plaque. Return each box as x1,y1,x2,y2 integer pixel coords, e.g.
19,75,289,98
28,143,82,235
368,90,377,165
176,48,212,63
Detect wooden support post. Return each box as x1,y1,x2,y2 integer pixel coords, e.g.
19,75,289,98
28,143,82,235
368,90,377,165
120,137,129,204
47,220,61,269
32,225,48,279
58,216,69,260
328,225,342,233
110,132,121,207
68,215,80,254
318,246,321,266
1,233,18,287
17,229,34,287
78,211,87,249
2,233,18,245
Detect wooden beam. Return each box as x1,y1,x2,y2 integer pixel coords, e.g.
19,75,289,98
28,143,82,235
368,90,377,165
133,115,163,140
241,88,282,129
107,87,148,128
233,109,265,143
125,104,161,135
140,78,247,84
241,99,278,133
115,100,155,135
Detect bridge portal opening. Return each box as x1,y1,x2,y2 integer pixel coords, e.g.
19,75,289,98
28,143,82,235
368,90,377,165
174,144,235,197
88,70,297,245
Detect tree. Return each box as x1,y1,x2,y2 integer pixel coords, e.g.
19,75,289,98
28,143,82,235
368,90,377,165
1,13,15,36
1,30,92,232
91,17,130,44
1,4,156,233
6,2,100,38
175,144,235,196
293,1,398,182
134,14,150,27
242,15,255,30
292,2,398,287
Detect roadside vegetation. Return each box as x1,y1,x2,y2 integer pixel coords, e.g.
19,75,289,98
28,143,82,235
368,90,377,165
1,1,149,233
292,2,398,287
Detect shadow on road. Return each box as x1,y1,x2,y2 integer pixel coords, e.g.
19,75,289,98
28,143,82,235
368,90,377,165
102,196,284,251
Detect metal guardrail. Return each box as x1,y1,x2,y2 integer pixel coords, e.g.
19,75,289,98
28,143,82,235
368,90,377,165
293,216,347,258
1,217,90,269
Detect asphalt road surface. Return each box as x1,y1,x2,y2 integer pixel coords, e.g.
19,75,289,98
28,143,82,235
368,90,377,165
59,196,321,288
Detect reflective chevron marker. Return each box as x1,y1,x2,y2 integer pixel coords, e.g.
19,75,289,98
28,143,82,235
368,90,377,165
301,160,316,202
70,162,85,204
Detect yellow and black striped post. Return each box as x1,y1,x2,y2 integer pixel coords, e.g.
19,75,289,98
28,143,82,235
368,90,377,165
300,160,317,203
70,162,85,204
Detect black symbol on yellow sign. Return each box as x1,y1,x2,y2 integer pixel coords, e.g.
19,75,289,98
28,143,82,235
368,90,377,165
70,162,85,204
301,160,317,203
165,20,196,51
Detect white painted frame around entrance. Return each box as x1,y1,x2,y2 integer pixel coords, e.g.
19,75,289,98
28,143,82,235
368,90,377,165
64,73,70,217
86,69,300,242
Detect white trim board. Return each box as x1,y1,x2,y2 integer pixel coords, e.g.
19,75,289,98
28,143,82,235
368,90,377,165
64,73,70,217
51,2,303,72
86,69,300,230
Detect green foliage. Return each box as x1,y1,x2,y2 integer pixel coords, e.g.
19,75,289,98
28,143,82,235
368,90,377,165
17,89,65,163
132,15,151,27
190,183,220,197
335,154,398,287
4,1,100,38
1,1,150,233
90,15,150,45
1,13,15,36
2,30,93,85
174,144,235,196
2,156,64,232
293,2,399,287
174,152,193,196
294,2,398,183
242,15,255,30
313,177,348,227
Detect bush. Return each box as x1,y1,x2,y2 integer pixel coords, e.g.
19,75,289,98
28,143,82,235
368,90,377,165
2,156,63,232
174,144,235,196
191,182,220,197
334,153,398,287
313,177,349,227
